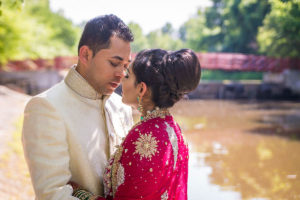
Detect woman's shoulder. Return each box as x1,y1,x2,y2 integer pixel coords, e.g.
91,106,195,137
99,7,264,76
128,116,174,138
122,116,179,158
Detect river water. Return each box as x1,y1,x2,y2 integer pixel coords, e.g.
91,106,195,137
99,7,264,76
169,100,300,200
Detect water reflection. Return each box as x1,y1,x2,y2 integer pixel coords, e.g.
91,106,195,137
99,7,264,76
188,152,242,200
170,100,300,200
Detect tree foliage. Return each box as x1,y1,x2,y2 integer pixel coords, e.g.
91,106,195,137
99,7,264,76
146,29,183,50
0,0,81,65
129,22,183,52
201,69,263,80
1,0,298,68
128,22,149,52
182,0,271,54
161,22,173,35
257,0,300,58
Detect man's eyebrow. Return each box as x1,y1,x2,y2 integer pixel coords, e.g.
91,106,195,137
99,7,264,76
111,56,131,63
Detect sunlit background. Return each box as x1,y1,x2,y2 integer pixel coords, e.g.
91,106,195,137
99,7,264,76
0,0,300,199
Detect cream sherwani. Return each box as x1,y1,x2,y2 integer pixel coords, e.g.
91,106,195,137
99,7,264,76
22,66,133,200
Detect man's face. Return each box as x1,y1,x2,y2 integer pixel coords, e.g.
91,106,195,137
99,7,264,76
85,35,131,95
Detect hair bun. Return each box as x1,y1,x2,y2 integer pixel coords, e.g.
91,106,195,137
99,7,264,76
132,48,201,108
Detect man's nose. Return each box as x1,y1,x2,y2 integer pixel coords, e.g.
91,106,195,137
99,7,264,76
115,66,126,78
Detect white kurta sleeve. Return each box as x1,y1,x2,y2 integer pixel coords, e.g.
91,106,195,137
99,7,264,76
22,97,78,200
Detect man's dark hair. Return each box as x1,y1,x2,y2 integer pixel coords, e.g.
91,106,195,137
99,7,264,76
78,14,134,56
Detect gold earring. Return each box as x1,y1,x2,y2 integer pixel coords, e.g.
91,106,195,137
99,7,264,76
137,96,144,119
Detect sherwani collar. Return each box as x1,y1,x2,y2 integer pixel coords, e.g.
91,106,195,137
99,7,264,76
65,65,109,100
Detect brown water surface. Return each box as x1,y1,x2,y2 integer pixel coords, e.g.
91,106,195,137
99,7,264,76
170,100,300,200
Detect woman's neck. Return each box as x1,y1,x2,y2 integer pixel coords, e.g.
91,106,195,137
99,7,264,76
140,107,170,122
141,104,155,117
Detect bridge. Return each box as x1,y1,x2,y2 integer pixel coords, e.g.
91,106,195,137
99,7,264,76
1,53,300,98
2,53,300,72
196,53,300,72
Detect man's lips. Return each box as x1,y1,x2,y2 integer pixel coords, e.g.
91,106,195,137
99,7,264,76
109,82,119,88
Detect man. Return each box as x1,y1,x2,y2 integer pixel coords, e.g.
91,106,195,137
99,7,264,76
22,14,134,200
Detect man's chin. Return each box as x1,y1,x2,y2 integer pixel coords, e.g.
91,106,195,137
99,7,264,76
102,89,115,96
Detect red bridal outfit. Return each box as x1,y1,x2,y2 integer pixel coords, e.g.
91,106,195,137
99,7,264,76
102,109,189,200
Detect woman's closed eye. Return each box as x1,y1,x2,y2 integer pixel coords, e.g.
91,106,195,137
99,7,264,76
124,69,129,78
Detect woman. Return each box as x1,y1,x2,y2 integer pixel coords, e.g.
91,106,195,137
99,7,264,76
70,48,201,200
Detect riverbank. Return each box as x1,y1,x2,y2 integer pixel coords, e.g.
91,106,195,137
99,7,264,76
0,86,33,199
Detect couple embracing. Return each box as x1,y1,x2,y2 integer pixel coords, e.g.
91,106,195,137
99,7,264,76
22,14,201,200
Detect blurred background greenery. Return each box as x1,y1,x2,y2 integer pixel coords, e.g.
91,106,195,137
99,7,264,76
1,0,299,80
0,0,299,80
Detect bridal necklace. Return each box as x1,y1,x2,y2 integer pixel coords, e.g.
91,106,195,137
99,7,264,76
141,107,170,122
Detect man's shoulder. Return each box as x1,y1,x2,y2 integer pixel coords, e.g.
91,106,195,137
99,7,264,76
25,81,66,108
38,80,66,98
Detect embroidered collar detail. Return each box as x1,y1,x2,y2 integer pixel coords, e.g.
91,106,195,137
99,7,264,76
131,107,170,131
141,107,170,122
65,65,108,100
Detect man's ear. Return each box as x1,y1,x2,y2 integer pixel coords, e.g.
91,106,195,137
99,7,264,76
78,45,93,66
138,82,147,97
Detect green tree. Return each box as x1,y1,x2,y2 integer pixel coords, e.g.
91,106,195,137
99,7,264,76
220,0,270,53
161,22,173,35
146,30,183,50
0,0,81,66
128,22,149,52
24,0,81,55
183,0,270,53
0,0,32,64
257,0,300,57
0,0,24,15
181,9,221,52
178,25,187,42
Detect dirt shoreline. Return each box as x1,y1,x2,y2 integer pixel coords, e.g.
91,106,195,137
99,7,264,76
0,86,29,155
0,86,34,199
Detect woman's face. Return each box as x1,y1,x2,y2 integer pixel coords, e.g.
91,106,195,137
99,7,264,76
121,64,140,108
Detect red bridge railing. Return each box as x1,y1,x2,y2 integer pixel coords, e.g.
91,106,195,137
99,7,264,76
2,53,300,72
195,53,300,72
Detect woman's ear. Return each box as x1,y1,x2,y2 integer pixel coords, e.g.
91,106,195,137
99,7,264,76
79,45,93,66
138,82,147,97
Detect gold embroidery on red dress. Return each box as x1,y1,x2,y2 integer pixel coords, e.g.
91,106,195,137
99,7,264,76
112,145,124,196
133,133,158,161
117,163,125,188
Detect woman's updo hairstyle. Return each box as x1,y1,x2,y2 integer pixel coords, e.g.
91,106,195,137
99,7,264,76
132,48,201,108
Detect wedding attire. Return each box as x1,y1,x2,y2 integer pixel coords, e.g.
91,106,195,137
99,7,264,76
22,65,133,200
100,109,189,200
